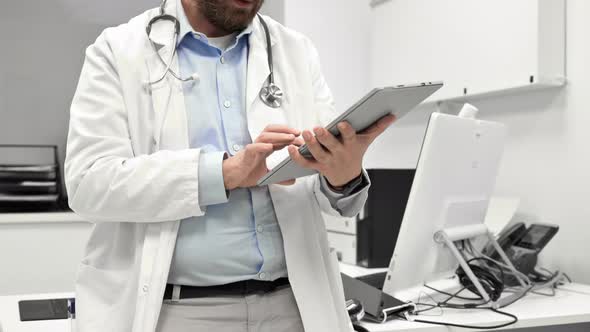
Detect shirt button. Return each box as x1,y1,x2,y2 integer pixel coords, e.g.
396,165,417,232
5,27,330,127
142,285,149,293
259,272,267,280
232,144,241,152
223,100,231,108
220,56,225,64
256,225,264,233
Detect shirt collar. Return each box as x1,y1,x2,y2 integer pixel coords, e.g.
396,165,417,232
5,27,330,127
176,0,254,47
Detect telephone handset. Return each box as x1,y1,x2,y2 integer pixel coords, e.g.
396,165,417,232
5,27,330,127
484,222,559,285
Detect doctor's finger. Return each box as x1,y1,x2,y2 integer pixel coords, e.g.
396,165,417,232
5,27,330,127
256,132,297,145
337,121,356,144
293,137,305,146
273,137,304,151
303,130,331,163
288,145,322,171
263,124,301,136
359,114,396,141
313,127,341,152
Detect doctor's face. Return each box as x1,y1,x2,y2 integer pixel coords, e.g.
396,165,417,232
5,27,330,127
197,0,264,33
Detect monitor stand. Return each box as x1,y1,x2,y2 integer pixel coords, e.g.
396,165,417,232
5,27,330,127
434,223,528,306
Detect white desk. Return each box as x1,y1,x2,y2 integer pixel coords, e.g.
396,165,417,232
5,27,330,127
2,285,590,332
362,283,590,331
339,263,590,331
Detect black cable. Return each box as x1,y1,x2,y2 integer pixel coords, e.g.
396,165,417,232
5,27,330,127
456,257,505,302
423,284,483,301
413,303,441,314
440,286,469,305
406,307,518,330
414,285,490,316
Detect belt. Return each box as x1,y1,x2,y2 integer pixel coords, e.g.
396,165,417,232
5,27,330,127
163,278,290,300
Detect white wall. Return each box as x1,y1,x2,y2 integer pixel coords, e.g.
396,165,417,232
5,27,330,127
261,0,285,23
283,0,372,111
365,0,590,282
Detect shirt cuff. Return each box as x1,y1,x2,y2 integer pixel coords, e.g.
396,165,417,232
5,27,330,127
198,151,229,207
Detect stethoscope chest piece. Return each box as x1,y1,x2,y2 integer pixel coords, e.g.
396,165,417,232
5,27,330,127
259,81,283,108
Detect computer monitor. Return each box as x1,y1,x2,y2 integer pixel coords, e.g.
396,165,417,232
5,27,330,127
382,111,507,301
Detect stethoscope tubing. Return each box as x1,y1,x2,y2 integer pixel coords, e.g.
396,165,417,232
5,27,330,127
146,0,283,108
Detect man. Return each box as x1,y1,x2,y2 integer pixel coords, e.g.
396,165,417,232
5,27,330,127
65,0,395,331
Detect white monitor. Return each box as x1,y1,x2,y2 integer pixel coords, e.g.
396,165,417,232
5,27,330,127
382,111,507,301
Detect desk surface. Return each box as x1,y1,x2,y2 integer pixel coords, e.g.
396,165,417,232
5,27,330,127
339,263,590,331
1,285,590,332
362,283,590,331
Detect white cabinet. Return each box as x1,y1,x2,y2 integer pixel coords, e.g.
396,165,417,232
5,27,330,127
369,0,566,102
323,213,358,265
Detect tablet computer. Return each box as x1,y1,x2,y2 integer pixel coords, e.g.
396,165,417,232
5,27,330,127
257,81,443,186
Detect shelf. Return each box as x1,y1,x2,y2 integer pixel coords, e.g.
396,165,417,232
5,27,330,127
0,212,87,224
436,77,566,104
370,0,567,103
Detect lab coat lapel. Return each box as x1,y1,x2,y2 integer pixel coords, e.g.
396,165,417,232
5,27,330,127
137,6,188,332
144,25,189,150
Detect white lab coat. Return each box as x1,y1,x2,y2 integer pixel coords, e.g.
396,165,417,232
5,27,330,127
65,2,364,331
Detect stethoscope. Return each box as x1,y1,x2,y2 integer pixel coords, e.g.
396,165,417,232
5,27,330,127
145,0,283,108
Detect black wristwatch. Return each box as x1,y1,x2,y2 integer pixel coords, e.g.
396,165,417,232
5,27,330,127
326,172,365,196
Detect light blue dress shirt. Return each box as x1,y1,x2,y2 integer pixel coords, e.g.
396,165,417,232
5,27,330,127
168,3,369,287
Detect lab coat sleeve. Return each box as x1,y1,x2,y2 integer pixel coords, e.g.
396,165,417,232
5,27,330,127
65,32,206,223
319,172,370,217
302,37,370,218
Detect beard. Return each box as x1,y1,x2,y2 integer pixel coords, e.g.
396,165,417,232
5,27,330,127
197,0,265,33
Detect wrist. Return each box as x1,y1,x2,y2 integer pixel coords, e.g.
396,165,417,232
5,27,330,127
326,169,362,190
222,157,238,190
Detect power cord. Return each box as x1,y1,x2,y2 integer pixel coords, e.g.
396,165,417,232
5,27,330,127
408,283,518,329
403,308,518,330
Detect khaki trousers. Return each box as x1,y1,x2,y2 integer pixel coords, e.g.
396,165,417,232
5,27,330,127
156,286,305,332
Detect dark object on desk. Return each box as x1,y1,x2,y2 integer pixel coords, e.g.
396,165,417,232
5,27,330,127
342,273,410,320
483,222,559,286
356,169,414,268
19,299,69,321
0,145,67,212
356,271,388,290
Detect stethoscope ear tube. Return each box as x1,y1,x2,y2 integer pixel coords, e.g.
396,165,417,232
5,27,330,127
146,13,180,36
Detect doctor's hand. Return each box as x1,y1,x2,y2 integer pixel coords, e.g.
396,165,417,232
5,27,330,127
222,125,303,190
288,114,396,188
